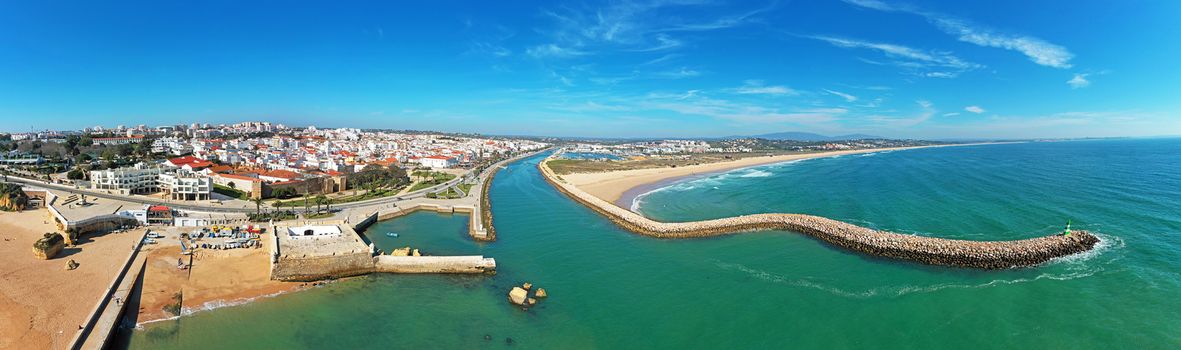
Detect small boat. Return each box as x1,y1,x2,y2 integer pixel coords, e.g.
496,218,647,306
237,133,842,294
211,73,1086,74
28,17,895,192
386,232,400,238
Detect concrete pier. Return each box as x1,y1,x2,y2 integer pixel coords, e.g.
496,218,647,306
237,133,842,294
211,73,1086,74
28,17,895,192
539,157,1099,269
373,255,496,274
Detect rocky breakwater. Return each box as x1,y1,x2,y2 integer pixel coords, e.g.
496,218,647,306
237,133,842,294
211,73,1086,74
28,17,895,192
539,157,1100,269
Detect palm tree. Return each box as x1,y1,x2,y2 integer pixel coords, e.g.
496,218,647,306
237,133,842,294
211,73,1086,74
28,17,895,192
315,195,329,213
253,198,263,215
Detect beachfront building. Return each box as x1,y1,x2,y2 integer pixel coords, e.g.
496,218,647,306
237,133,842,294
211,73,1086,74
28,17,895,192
90,163,213,200
90,163,164,195
419,155,457,168
159,170,212,200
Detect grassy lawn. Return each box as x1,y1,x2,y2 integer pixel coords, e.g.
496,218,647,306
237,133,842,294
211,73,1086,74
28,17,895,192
457,183,473,194
408,172,457,192
213,184,250,200
426,187,464,199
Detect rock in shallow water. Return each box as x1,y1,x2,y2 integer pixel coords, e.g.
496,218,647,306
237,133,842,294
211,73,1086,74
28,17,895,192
507,287,528,305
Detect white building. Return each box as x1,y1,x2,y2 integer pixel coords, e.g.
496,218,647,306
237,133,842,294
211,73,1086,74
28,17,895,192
159,170,212,200
90,163,164,195
419,155,456,168
91,163,211,200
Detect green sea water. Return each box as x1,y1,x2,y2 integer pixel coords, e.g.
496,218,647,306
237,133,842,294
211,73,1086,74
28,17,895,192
116,139,1181,349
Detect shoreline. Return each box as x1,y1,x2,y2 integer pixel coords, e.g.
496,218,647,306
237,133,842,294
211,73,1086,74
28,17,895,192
586,143,1014,210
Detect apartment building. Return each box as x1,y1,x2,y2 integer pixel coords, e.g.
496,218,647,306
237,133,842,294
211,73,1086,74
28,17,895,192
90,163,164,194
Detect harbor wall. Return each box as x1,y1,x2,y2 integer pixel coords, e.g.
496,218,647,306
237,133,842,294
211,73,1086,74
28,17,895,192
270,250,375,282
373,255,496,274
538,157,1099,269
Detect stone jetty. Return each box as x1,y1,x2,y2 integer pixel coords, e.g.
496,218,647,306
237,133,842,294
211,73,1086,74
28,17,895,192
539,157,1099,269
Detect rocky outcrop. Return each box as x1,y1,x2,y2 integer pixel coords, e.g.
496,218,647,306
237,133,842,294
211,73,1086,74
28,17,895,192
0,183,30,211
508,287,528,306
538,157,1100,270
32,232,65,260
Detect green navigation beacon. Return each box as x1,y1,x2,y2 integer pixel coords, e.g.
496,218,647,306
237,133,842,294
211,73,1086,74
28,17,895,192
1063,220,1072,236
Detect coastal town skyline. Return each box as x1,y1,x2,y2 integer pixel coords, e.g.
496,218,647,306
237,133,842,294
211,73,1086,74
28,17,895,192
2,1,1179,139
2,2,1179,349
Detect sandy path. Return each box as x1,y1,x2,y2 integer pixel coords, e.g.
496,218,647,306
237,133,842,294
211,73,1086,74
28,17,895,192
0,210,143,350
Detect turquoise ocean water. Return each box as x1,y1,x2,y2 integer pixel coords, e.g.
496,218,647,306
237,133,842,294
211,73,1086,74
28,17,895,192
117,138,1181,349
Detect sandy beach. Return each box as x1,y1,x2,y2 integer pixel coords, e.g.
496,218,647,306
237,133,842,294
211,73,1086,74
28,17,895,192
0,209,143,350
134,228,302,324
561,146,945,206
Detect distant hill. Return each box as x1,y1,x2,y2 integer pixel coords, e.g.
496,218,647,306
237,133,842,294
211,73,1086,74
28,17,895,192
741,131,884,141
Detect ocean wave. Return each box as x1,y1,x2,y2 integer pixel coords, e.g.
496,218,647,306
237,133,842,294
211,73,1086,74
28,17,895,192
1045,231,1123,266
712,259,1102,299
739,169,773,178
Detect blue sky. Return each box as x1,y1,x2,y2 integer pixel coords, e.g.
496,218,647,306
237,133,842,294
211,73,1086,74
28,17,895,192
1,0,1178,139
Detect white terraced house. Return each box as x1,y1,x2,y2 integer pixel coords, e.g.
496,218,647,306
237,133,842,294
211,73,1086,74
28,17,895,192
90,163,213,200
90,163,164,195
159,170,213,200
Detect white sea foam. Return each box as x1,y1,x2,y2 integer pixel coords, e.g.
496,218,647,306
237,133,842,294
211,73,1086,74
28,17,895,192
739,169,773,178
135,286,319,327
712,258,1103,299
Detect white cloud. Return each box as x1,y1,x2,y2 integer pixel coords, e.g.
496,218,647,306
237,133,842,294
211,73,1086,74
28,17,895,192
1067,73,1091,89
965,105,985,114
812,35,981,78
632,34,683,52
942,112,961,117
916,100,933,108
531,1,770,60
653,67,701,79
526,44,588,58
844,0,1074,68
823,89,858,102
731,80,798,96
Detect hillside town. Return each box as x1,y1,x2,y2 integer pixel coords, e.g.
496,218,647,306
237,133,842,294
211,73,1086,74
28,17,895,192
0,122,547,205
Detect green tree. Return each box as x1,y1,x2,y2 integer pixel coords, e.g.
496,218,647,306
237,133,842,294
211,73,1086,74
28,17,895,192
101,149,116,162
314,195,328,212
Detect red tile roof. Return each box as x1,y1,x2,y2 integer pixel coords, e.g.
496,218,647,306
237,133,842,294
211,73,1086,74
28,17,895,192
260,169,301,180
216,173,261,182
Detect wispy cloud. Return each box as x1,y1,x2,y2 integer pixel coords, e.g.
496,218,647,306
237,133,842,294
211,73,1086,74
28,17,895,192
964,105,985,113
526,44,589,58
653,67,701,79
824,89,858,102
942,112,961,117
731,80,798,96
811,35,981,78
1067,73,1091,89
631,34,683,52
469,42,512,57
532,1,772,58
844,0,1074,68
